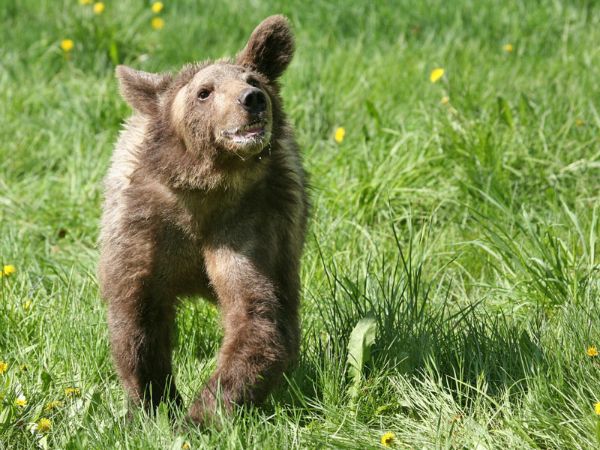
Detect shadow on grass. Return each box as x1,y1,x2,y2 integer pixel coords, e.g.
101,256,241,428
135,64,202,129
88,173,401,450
271,223,546,420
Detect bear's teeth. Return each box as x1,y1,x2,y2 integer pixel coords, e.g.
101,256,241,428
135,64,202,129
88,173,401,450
236,125,264,136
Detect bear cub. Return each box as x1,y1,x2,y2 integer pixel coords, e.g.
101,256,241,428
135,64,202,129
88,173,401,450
98,15,308,425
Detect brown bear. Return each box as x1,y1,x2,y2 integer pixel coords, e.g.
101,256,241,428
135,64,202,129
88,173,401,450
98,15,308,425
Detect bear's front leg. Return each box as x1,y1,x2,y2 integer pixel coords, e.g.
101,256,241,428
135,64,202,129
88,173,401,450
107,286,182,412
188,246,299,425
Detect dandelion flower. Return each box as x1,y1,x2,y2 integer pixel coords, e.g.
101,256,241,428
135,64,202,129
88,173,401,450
595,402,600,415
430,68,444,83
65,387,81,397
79,0,92,4
441,96,450,105
502,43,513,53
60,39,74,52
182,442,191,450
44,400,63,412
36,418,52,433
380,431,396,447
0,361,8,375
334,127,345,143
23,300,33,312
151,17,165,30
93,2,105,14
1,265,16,277
587,346,598,357
15,394,27,407
151,1,164,13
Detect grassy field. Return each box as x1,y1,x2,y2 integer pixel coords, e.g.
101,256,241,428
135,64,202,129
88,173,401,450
1,0,599,448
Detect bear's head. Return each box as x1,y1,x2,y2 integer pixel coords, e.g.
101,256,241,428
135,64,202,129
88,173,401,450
115,15,295,189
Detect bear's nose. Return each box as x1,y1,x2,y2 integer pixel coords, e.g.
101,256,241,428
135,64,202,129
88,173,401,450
238,88,267,114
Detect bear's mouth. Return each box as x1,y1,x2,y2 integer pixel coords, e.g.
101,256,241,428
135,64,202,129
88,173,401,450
222,120,271,147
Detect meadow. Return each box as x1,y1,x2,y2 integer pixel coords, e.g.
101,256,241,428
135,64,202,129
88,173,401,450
1,0,599,448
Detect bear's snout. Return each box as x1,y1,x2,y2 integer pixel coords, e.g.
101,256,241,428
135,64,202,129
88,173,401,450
238,88,267,115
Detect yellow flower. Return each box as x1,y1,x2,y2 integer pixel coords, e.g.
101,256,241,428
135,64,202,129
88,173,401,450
1,265,16,277
502,43,513,53
151,1,164,13
595,402,600,415
588,346,599,357
430,68,444,83
15,395,27,407
60,39,74,52
65,387,81,397
182,442,191,450
441,96,450,105
93,2,105,14
0,361,8,374
23,300,33,312
44,400,64,411
36,418,52,433
79,0,92,4
334,127,345,143
151,17,165,30
380,431,396,447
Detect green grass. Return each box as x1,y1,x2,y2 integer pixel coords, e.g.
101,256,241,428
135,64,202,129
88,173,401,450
1,0,599,448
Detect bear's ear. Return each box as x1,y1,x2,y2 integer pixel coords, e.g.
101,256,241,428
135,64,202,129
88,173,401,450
236,15,295,81
115,65,172,116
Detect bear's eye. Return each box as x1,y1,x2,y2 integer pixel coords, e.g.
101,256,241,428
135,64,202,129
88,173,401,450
247,78,260,88
197,89,212,100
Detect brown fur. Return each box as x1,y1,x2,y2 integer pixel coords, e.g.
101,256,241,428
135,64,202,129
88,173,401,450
98,15,308,425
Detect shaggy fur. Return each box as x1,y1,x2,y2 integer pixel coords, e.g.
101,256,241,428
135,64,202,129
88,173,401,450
98,15,308,425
